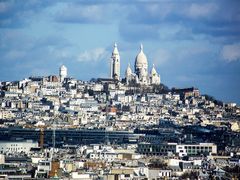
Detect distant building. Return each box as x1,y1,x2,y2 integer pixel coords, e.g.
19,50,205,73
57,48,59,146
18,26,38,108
0,128,143,146
125,44,161,85
48,75,59,82
172,87,200,99
0,140,38,154
0,110,15,119
0,154,5,164
137,142,217,156
59,65,67,82
176,143,217,156
109,43,161,85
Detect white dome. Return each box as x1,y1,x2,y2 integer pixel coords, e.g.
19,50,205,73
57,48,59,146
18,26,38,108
151,64,157,76
135,44,148,68
126,63,132,75
60,65,67,70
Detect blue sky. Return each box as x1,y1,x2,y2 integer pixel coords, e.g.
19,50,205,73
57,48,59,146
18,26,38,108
0,0,240,104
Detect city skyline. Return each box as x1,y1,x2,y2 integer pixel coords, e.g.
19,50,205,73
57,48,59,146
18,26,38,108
0,0,240,104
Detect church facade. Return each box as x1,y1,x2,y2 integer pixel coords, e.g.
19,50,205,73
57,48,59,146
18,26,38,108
110,43,161,85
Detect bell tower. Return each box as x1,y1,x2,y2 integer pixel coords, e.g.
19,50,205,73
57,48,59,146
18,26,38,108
110,43,120,80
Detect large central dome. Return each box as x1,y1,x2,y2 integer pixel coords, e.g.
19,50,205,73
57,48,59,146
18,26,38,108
135,44,148,69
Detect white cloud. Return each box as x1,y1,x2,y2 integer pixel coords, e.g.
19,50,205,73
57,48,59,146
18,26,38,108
221,44,240,62
47,47,72,59
5,50,26,60
0,2,9,13
152,49,171,65
77,48,108,62
56,4,107,23
145,3,173,19
187,3,218,18
178,46,212,60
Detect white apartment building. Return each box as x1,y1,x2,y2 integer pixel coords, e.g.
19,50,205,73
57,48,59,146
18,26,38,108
0,140,38,154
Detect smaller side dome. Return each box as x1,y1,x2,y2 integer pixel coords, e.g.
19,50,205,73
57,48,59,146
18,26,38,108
60,65,67,70
151,64,157,76
126,63,132,76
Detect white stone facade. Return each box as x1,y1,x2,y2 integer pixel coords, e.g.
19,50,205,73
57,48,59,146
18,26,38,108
126,44,161,85
110,43,161,85
110,43,120,80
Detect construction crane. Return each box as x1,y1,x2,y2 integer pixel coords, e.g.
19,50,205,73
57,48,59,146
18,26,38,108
38,125,50,150
40,127,44,149
23,124,48,150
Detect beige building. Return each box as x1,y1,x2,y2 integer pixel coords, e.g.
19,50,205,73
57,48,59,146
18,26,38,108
0,110,15,119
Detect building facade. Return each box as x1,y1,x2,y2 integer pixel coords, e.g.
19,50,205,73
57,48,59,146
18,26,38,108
137,142,217,156
0,140,38,154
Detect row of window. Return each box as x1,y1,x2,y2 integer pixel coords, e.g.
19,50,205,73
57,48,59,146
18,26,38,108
1,147,26,150
139,148,174,153
185,146,212,150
